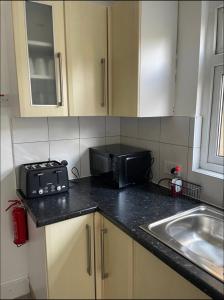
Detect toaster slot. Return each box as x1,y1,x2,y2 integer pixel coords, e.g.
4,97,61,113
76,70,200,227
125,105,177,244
55,170,62,183
37,172,44,186
36,172,45,195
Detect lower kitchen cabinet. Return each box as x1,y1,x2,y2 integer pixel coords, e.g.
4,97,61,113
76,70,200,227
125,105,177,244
27,213,210,299
46,214,95,299
95,214,133,299
133,241,210,299
27,214,95,299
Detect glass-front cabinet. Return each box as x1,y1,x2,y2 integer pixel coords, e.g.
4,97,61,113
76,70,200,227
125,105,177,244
12,1,68,117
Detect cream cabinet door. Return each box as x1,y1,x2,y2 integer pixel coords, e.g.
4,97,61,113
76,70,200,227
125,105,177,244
45,214,95,299
133,241,210,299
110,1,139,117
65,1,108,116
95,215,133,299
12,1,68,117
110,1,177,117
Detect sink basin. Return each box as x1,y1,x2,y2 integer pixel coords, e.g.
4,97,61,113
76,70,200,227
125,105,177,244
140,206,224,282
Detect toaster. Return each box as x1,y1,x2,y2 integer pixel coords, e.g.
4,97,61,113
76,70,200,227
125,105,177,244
90,144,152,188
19,160,69,198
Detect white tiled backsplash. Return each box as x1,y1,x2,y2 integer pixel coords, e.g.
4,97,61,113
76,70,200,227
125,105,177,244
11,117,120,180
120,117,223,208
11,116,223,208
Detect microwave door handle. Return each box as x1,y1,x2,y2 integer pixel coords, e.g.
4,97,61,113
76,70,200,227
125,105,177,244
124,158,129,178
124,157,132,178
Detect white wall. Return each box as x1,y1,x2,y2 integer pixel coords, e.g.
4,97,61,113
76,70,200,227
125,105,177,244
120,116,223,209
0,106,30,299
1,2,29,298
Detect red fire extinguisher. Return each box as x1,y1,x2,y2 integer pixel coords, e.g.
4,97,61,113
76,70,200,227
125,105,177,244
5,200,28,247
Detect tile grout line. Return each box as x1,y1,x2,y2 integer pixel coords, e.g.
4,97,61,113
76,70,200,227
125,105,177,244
104,116,106,144
120,135,189,148
78,116,81,177
12,135,116,145
9,116,16,166
186,118,191,181
187,117,191,148
158,117,162,182
137,117,139,139
46,117,50,160
9,114,19,187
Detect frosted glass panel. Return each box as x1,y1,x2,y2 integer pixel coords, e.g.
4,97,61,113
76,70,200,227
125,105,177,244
216,7,224,54
26,1,57,105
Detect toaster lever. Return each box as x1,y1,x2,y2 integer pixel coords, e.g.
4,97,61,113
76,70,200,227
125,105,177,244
37,173,44,176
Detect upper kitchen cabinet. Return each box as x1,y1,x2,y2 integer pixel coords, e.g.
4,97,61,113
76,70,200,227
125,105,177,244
174,1,202,117
11,1,68,117
111,1,178,117
65,1,109,116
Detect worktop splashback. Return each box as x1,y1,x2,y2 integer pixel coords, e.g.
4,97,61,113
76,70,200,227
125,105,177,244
11,116,120,181
120,117,223,209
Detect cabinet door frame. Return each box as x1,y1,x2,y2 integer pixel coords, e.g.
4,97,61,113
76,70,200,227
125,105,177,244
11,0,68,117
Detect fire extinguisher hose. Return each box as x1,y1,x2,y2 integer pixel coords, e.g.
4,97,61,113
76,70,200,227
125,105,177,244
5,200,22,212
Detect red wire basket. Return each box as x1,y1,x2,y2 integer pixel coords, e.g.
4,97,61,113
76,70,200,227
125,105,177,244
169,179,201,200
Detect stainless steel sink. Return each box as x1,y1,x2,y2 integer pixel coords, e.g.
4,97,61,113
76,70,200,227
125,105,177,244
140,206,224,282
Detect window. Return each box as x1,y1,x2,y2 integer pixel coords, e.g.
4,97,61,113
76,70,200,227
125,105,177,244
200,1,224,175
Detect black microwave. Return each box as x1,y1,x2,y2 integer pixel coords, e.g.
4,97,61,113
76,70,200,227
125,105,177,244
89,144,152,188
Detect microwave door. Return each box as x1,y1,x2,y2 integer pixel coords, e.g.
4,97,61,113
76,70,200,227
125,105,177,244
125,156,148,183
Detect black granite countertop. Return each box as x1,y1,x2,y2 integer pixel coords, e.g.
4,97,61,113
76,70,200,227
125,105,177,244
17,177,224,299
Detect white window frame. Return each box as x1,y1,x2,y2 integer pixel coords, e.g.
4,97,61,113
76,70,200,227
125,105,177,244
199,1,224,175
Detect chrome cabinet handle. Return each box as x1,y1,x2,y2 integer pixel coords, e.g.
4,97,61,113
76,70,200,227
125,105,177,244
86,224,92,276
101,228,108,279
100,58,107,107
56,52,63,107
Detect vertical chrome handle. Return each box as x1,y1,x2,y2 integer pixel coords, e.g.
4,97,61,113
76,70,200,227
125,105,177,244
56,52,63,107
101,228,108,279
86,224,92,276
101,58,106,107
